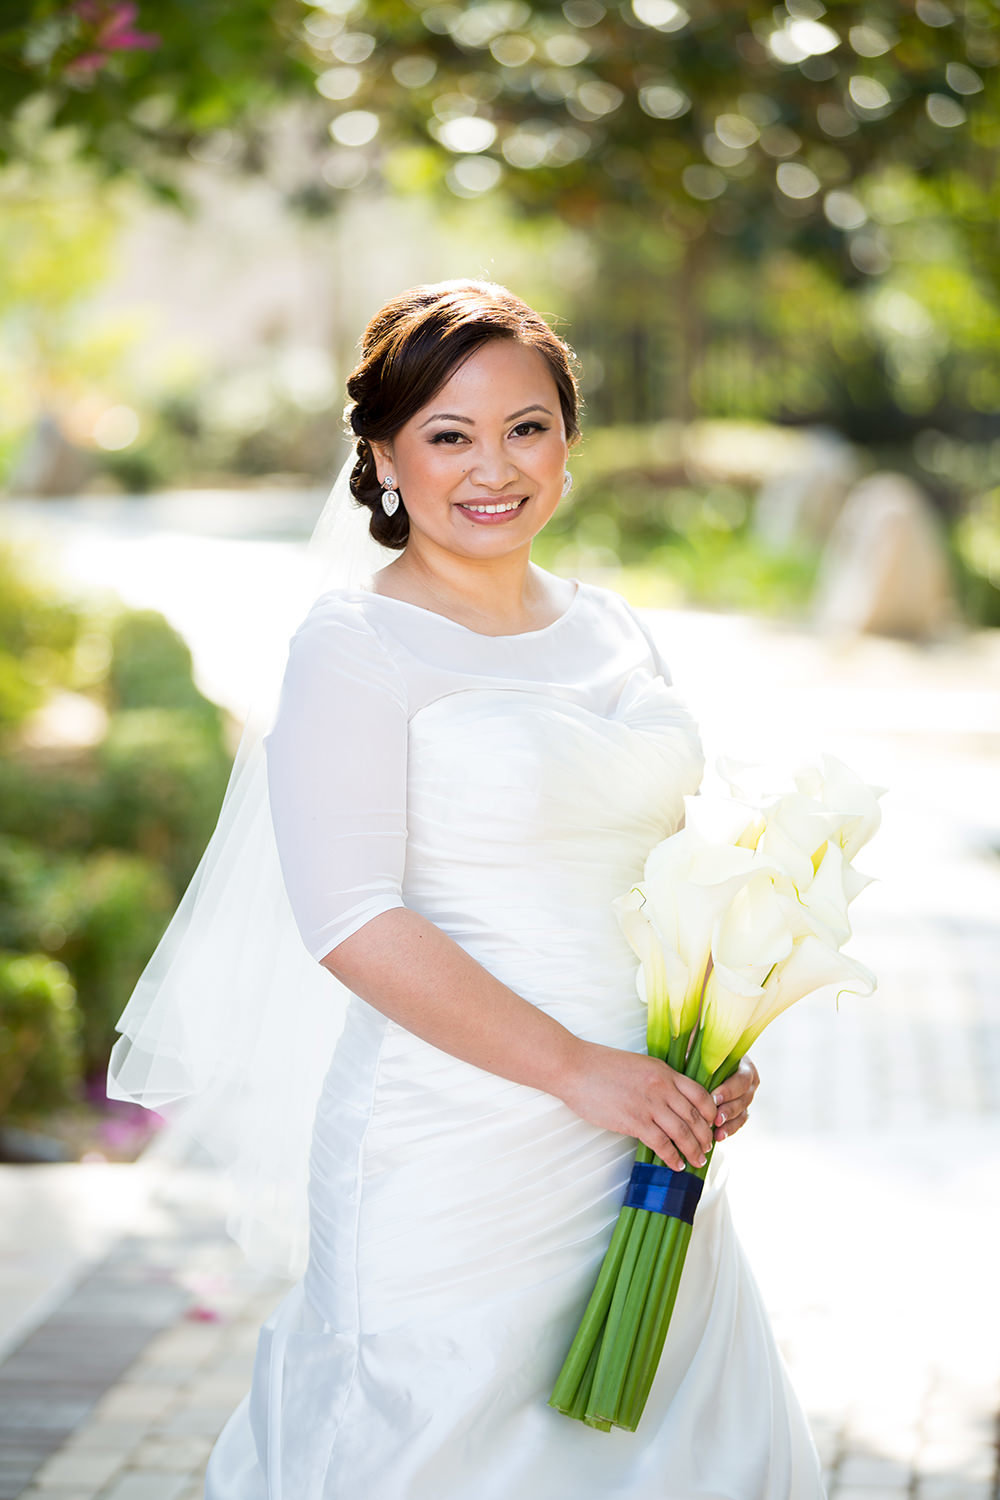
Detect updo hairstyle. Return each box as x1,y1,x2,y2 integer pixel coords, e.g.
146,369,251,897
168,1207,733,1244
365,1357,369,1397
344,279,582,549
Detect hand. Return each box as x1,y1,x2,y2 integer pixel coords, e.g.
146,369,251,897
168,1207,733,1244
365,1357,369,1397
559,1041,717,1171
711,1056,760,1143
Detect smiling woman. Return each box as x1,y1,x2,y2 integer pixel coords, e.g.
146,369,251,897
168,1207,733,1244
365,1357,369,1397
113,279,823,1500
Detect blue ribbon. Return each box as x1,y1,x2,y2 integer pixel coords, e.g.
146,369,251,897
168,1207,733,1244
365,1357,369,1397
623,1161,705,1225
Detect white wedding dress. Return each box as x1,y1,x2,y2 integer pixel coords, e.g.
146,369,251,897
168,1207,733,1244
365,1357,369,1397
203,577,825,1500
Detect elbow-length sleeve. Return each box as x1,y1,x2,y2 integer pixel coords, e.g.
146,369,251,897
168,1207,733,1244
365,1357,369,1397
264,598,409,963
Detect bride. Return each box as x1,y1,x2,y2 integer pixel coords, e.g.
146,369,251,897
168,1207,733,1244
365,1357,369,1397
114,279,825,1498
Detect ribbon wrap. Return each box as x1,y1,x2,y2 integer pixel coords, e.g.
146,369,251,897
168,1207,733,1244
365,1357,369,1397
623,1160,704,1225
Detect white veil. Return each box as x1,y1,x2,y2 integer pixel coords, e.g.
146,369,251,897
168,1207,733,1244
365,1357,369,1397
107,446,399,1280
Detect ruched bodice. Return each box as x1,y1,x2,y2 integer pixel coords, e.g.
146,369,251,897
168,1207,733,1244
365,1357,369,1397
204,578,826,1500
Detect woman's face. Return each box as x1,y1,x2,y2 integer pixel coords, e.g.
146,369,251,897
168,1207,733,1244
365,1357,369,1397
370,339,569,565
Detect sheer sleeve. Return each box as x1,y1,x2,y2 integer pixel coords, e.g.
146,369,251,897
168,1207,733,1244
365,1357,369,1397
264,596,409,964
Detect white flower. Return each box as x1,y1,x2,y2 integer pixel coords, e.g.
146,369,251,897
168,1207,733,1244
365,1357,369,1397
794,753,886,862
701,932,877,1075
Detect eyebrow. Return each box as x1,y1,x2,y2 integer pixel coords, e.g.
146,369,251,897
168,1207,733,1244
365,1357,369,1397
418,404,553,428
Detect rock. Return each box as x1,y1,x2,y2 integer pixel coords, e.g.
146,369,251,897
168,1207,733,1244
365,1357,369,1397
751,426,860,550
4,412,94,498
0,1125,73,1163
811,471,960,640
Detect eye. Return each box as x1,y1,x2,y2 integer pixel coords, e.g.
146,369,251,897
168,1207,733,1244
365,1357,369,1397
511,421,547,438
430,429,468,445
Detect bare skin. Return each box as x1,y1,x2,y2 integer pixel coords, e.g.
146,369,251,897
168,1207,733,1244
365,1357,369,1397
323,910,757,1170
330,338,761,1166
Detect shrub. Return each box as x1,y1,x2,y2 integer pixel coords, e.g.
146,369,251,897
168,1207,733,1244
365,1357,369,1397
106,610,224,730
0,752,100,853
0,950,82,1119
96,708,231,891
0,542,83,738
36,849,175,1076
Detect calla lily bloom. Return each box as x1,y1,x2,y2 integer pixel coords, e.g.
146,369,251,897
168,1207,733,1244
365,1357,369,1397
639,828,786,1042
611,888,687,1054
794,753,886,862
703,933,877,1076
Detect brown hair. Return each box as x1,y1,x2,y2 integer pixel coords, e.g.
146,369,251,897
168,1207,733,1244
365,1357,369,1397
343,279,581,549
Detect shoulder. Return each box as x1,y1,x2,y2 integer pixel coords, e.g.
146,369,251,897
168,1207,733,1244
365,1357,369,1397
284,589,408,705
578,581,675,686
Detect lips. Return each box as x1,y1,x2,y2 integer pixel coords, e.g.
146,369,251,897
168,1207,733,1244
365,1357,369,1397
455,497,528,517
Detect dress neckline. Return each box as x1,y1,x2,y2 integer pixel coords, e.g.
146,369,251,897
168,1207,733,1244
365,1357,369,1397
358,577,584,640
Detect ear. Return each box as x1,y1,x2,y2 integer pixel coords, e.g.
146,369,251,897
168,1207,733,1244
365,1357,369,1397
368,439,394,482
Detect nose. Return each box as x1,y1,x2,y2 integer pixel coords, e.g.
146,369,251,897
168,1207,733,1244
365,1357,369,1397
467,440,520,490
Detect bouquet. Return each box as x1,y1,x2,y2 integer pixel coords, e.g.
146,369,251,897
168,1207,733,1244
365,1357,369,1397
549,752,884,1432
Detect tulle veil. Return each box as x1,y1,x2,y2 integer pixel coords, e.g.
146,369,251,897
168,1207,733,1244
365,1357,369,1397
107,447,398,1279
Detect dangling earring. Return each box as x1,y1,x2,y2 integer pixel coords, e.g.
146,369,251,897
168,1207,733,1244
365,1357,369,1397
561,470,573,497
381,475,400,516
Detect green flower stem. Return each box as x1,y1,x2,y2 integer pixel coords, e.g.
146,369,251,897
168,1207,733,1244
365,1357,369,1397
591,1204,669,1425
617,1147,711,1430
627,1217,695,1427
588,1200,656,1421
548,1201,639,1415
685,1027,705,1086
708,1054,742,1094
615,1212,685,1429
566,1336,602,1422
549,1139,657,1417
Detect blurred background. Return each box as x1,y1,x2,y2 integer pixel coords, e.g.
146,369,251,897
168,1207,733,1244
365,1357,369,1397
0,3,998,1497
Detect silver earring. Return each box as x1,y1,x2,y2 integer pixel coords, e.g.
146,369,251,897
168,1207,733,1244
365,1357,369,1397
561,470,573,497
381,475,400,516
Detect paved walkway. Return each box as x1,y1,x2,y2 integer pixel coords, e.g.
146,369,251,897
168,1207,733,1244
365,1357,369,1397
0,497,997,1498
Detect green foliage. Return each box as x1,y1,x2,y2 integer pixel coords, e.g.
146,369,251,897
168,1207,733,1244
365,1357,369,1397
533,458,820,616
0,543,236,1101
0,948,81,1118
952,485,1000,626
319,1,999,263
0,542,83,727
1,3,316,190
106,609,222,725
0,753,101,854
34,848,173,1074
96,707,230,889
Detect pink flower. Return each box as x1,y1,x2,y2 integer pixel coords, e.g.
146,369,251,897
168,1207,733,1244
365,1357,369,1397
63,0,159,76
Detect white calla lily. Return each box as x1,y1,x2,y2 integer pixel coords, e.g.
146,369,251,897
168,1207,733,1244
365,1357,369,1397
698,870,798,1073
710,869,797,983
641,829,787,1039
794,753,886,861
732,935,877,1063
680,789,764,851
755,791,842,893
611,887,688,1050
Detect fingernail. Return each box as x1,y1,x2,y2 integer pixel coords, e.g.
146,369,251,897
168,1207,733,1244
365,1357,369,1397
712,1091,723,1106
716,1129,727,1142
715,1111,726,1126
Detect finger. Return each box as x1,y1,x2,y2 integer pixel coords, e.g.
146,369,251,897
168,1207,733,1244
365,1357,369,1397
715,1107,749,1142
714,1089,753,1127
671,1091,715,1153
711,1069,753,1108
673,1071,717,1126
712,1063,759,1125
653,1109,709,1169
640,1127,687,1174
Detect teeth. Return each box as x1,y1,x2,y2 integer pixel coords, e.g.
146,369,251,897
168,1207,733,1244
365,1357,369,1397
463,500,523,514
